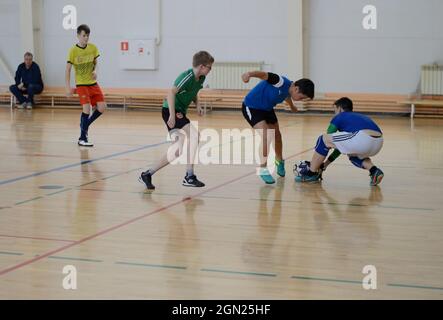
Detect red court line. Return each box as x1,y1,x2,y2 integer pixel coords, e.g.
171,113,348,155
0,148,312,277
0,234,76,243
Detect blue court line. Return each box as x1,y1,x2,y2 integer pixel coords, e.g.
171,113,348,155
1,121,297,189
387,283,443,291
0,141,168,187
115,261,187,270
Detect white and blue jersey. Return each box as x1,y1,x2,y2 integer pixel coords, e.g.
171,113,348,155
331,112,382,134
244,74,292,111
330,112,383,159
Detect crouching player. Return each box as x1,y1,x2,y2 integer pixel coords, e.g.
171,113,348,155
295,97,384,186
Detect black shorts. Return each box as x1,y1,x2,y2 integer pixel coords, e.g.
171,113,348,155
161,108,190,131
242,102,278,127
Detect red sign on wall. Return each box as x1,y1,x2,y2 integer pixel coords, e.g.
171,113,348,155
121,41,129,51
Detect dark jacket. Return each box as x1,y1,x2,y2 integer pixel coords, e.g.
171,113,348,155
14,62,44,89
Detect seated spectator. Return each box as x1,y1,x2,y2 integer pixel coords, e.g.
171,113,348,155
9,52,44,109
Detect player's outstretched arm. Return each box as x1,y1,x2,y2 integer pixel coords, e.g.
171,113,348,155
241,71,268,83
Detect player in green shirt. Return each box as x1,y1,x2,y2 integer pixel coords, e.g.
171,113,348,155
139,51,214,190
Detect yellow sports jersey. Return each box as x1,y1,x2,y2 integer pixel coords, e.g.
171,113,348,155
67,43,100,86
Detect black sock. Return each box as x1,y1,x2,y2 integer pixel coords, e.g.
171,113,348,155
80,112,89,140
88,110,102,127
369,166,378,175
307,170,318,177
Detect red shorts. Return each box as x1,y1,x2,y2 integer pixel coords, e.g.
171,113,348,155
76,84,105,106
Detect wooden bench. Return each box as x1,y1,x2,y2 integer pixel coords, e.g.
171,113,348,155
305,93,412,115
3,86,443,117
398,99,443,118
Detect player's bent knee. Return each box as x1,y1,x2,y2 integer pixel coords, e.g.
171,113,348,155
314,135,330,157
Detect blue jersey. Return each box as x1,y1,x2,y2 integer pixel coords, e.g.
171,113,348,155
244,75,292,111
331,112,382,133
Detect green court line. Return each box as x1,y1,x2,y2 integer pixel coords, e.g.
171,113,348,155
0,251,24,256
200,195,241,200
15,196,44,205
100,168,142,180
78,180,99,187
291,275,362,285
377,205,435,211
388,283,443,291
134,192,179,197
125,167,144,173
46,188,72,196
313,201,367,207
312,202,435,212
101,173,126,180
201,268,276,277
47,256,103,263
115,261,187,270
80,188,121,193
250,198,302,203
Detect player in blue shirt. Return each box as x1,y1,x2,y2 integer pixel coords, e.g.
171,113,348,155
295,97,384,186
241,71,315,184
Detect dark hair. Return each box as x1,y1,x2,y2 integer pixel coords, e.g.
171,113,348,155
77,24,90,35
294,78,315,99
334,97,353,112
24,52,33,58
192,51,214,67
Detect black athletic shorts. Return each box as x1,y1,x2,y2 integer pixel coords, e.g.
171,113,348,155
242,102,278,127
161,108,190,131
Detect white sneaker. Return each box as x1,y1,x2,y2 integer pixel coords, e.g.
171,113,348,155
17,103,26,109
26,103,33,110
78,140,94,147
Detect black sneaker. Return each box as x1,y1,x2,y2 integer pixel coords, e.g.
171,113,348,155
182,174,205,187
369,167,384,186
139,171,155,190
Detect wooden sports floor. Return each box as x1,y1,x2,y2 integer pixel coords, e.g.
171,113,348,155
0,107,442,299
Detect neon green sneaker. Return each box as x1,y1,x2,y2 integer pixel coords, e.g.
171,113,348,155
275,159,285,177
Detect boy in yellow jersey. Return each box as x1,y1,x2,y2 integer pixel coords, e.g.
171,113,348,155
65,24,106,147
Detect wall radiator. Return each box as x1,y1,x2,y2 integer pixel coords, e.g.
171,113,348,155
421,64,443,95
206,61,264,90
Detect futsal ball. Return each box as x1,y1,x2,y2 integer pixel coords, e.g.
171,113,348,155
293,160,311,176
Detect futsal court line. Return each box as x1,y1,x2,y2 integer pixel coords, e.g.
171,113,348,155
0,234,75,243
0,141,169,186
0,120,303,274
0,148,313,276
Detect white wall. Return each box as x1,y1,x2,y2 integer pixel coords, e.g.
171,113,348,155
2,0,442,94
308,0,443,94
0,0,21,86
39,0,290,88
